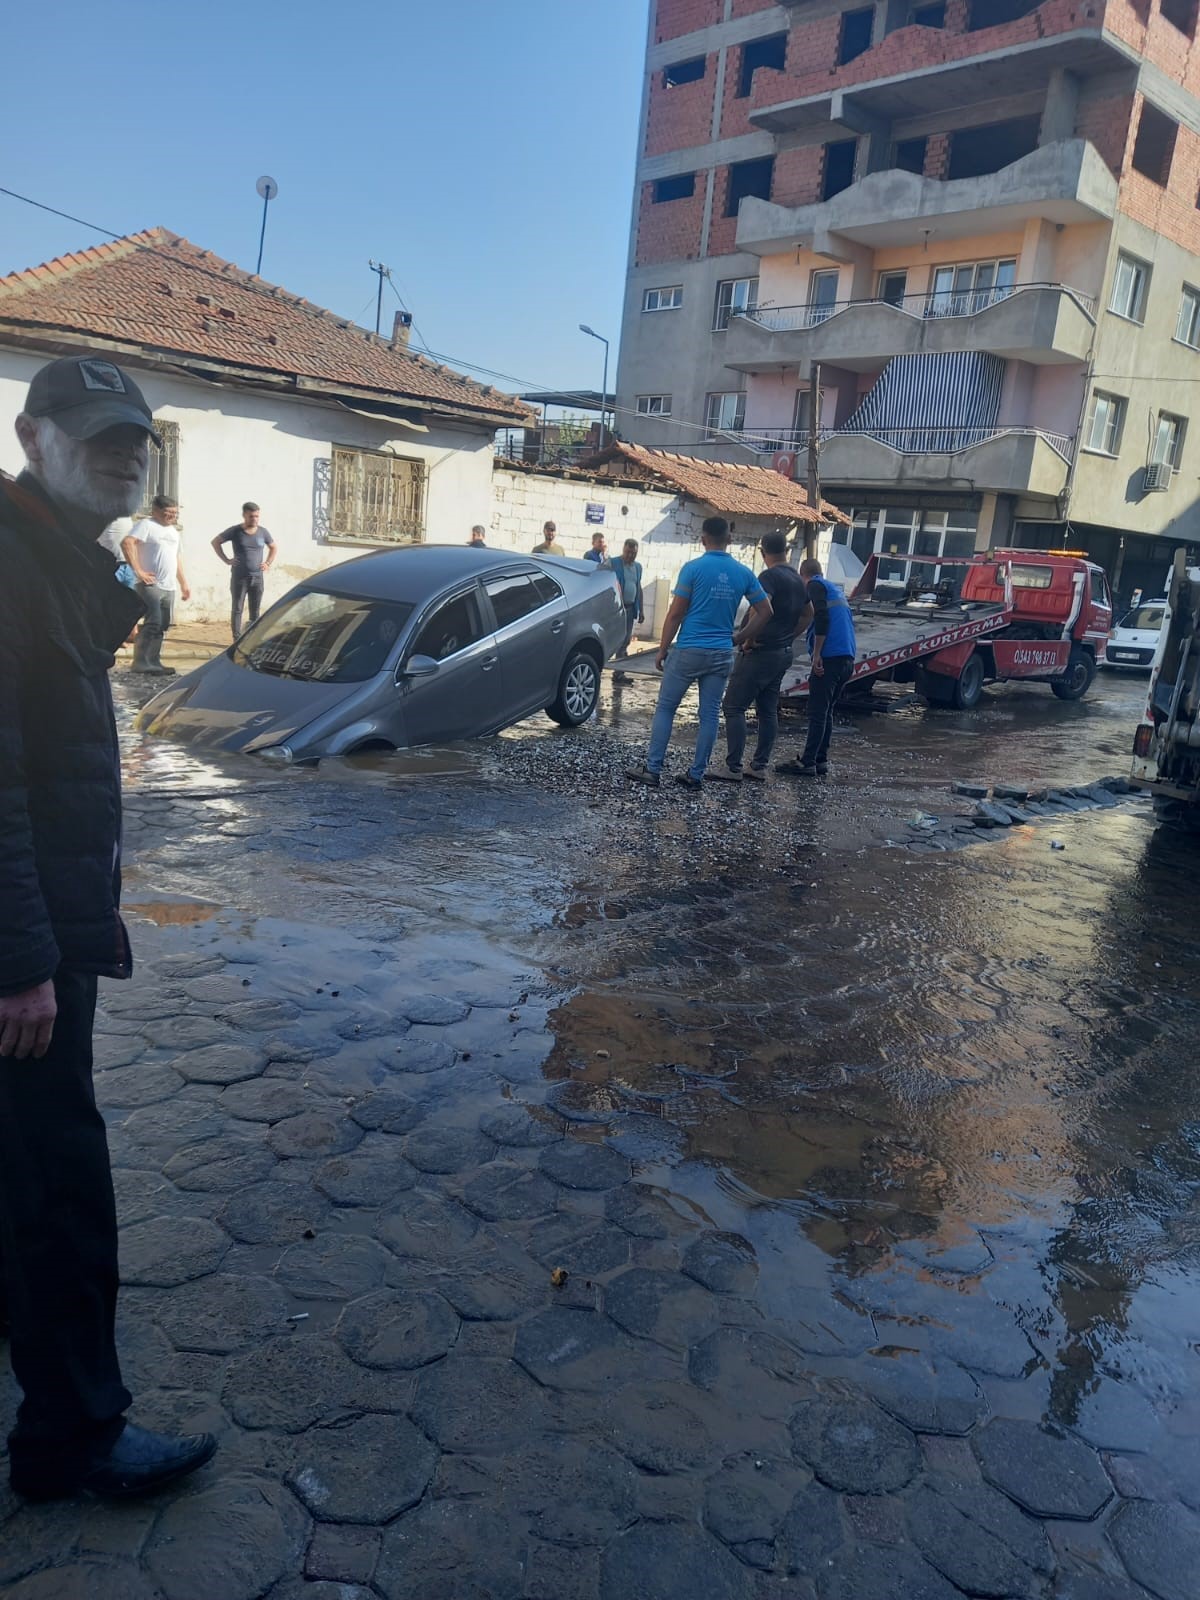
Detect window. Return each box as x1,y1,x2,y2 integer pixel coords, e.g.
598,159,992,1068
839,8,874,63
704,392,746,438
792,390,812,433
808,269,840,323
947,115,1039,179
878,270,908,306
714,276,759,330
663,56,706,89
485,573,551,629
411,589,486,662
531,572,563,606
1008,563,1054,589
911,2,946,24
1152,411,1186,469
967,0,1041,28
927,259,1016,316
835,506,978,587
725,156,774,216
1131,102,1178,186
737,33,787,97
823,140,857,199
1084,390,1127,455
1175,284,1200,347
893,137,927,175
1161,0,1198,37
636,394,672,417
330,445,426,543
238,590,415,683
642,285,683,312
1110,252,1150,323
137,418,180,517
653,173,696,203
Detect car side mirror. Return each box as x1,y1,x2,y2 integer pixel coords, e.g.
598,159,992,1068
398,654,440,680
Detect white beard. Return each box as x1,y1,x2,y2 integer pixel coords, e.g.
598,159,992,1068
32,419,148,521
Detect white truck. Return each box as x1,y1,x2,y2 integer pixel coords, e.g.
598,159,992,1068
1130,548,1200,829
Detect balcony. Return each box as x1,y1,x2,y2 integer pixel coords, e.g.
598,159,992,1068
723,282,1096,373
736,141,1118,257
815,425,1072,499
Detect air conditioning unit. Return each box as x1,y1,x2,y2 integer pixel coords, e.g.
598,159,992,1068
1143,461,1171,492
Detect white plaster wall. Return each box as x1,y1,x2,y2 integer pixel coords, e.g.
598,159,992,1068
0,347,495,622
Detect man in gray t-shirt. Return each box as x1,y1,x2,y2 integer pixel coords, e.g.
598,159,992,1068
211,501,276,637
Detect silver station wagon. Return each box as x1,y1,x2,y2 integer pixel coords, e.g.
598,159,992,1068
137,545,626,763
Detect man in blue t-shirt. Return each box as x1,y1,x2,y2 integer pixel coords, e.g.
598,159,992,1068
777,557,857,777
627,516,772,790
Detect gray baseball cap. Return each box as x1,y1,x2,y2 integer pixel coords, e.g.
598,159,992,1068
24,356,161,445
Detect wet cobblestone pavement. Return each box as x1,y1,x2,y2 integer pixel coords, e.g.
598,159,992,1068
2,670,1198,1599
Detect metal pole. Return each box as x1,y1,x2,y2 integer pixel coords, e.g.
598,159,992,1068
369,261,391,336
806,359,822,560
601,338,610,450
256,194,270,276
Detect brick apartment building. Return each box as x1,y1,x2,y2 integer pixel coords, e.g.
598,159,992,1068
615,0,1200,603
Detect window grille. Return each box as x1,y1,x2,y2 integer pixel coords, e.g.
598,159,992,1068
330,445,426,543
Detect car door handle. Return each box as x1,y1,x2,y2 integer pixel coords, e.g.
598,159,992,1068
550,620,565,634
480,656,499,671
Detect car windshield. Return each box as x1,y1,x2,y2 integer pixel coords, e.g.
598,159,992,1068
232,590,414,683
1119,605,1165,631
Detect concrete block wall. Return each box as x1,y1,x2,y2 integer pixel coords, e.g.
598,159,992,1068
654,0,724,44
635,178,709,265
1118,103,1200,252
645,54,718,158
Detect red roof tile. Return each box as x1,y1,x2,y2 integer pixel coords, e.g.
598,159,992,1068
581,441,847,524
0,228,529,425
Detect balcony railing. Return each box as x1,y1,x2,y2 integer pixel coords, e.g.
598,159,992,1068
722,425,1075,462
733,282,1096,333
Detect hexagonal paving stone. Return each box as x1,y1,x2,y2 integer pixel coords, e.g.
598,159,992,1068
173,1042,268,1085
399,995,469,1026
527,1215,632,1276
223,1336,402,1431
217,997,302,1032
315,1139,418,1207
287,1413,438,1524
112,1167,185,1226
121,1215,229,1288
478,1102,562,1147
780,1479,846,1576
94,1063,183,1109
336,1288,459,1370
376,1500,527,1600
388,1038,457,1075
154,1272,291,1354
816,1547,961,1600
349,1086,425,1134
507,1436,638,1547
461,1163,559,1222
268,1109,364,1160
94,1034,149,1071
688,1328,815,1416
144,1473,309,1600
410,1355,549,1453
118,1098,227,1152
373,1190,480,1262
437,1258,546,1322
608,1384,716,1473
857,1352,989,1436
704,1455,809,1551
972,1418,1113,1521
402,1124,495,1175
219,1078,314,1124
1110,1499,1200,1600
539,1139,632,1191
683,1233,759,1296
604,1267,723,1350
600,1523,757,1600
218,1181,331,1246
789,1398,920,1494
140,1014,240,1050
908,1480,1055,1598
3,1564,162,1600
162,1136,277,1193
276,1234,394,1301
514,1307,677,1393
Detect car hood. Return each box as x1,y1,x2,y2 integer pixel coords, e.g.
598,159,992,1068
136,653,360,753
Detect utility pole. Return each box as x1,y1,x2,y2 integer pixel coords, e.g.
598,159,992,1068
368,261,392,335
805,359,822,560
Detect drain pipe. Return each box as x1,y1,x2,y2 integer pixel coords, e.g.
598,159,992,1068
1058,344,1094,526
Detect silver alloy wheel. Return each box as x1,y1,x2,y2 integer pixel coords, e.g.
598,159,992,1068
563,659,598,720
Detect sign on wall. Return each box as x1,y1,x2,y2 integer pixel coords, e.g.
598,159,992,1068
585,502,606,525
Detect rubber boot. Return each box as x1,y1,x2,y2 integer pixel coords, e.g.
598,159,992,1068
147,631,177,677
130,629,155,673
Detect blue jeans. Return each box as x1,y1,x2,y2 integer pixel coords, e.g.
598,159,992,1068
647,646,735,779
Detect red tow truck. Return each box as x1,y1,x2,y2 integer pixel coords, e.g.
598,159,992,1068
780,549,1112,710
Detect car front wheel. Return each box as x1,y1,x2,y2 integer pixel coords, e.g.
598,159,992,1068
546,649,600,726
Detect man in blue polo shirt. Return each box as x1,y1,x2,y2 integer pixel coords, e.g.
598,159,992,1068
627,516,772,790
777,557,857,777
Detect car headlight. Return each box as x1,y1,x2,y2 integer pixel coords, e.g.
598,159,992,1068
256,744,294,767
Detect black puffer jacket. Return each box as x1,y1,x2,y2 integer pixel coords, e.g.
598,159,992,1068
0,472,145,995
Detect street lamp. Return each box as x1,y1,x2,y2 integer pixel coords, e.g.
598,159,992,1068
579,323,610,451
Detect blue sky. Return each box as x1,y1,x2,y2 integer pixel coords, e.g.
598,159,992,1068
0,0,647,395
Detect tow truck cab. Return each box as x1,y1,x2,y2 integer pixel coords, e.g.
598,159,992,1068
958,549,1112,695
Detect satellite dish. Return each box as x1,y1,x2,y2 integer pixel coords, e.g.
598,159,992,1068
256,176,279,201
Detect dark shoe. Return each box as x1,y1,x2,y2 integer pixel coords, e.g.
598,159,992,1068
626,765,660,788
12,1423,218,1502
705,767,742,783
612,671,635,685
816,764,829,776
775,759,818,777
743,766,767,783
674,773,704,790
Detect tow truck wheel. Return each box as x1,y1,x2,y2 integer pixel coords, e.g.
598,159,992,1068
1051,646,1096,701
951,653,985,710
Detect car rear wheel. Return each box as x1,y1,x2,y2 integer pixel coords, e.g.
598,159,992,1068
1051,646,1096,700
546,649,600,726
951,653,985,710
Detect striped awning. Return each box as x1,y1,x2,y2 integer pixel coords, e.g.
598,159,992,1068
839,352,1006,454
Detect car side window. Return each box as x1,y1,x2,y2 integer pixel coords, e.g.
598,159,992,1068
410,589,485,662
485,573,552,628
531,572,564,605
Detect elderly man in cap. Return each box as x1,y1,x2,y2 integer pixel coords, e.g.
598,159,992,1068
0,356,217,1500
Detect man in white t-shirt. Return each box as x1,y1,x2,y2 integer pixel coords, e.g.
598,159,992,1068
121,494,189,674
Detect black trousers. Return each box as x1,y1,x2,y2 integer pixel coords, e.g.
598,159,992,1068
722,644,793,770
801,655,855,767
0,970,130,1477
230,569,264,638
